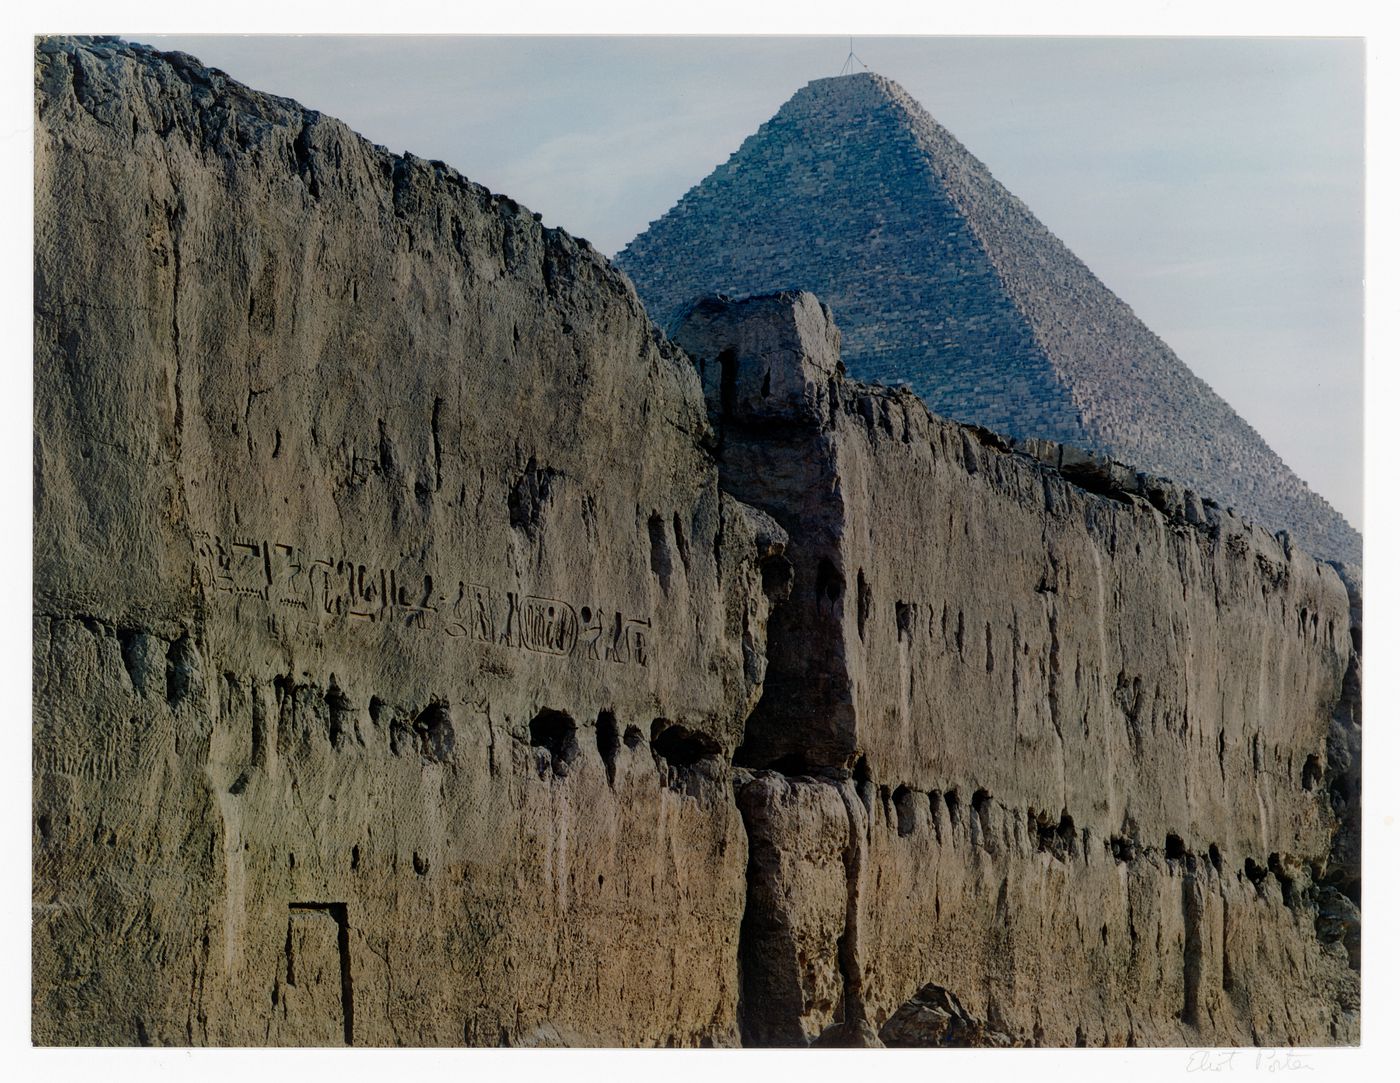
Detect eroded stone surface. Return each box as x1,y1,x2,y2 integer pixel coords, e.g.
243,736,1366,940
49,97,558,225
680,292,1360,1047
33,35,784,1046
33,37,1359,1049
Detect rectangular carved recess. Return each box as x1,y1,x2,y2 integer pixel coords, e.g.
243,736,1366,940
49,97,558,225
287,903,354,1046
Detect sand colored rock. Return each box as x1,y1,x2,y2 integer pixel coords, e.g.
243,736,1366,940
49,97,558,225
675,292,1359,1045
33,36,786,1046
33,37,1359,1048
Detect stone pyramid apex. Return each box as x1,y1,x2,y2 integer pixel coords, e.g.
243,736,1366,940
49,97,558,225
766,69,930,122
801,69,901,93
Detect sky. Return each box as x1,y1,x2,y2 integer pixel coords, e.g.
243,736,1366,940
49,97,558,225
136,34,1366,528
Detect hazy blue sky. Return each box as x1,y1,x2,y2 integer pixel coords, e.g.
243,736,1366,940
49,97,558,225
142,34,1365,526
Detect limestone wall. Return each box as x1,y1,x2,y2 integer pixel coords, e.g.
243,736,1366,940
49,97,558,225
33,37,1359,1048
674,292,1359,1046
34,36,786,1046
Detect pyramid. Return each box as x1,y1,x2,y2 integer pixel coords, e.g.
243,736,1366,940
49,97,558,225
616,72,1360,566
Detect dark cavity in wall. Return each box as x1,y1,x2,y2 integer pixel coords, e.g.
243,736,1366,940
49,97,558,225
718,347,738,418
1031,809,1077,861
529,708,578,778
508,457,558,537
1110,835,1138,863
326,675,353,748
971,788,992,826
596,711,621,787
116,627,149,694
896,600,914,644
165,631,200,710
648,511,673,592
394,701,453,763
761,550,794,598
944,787,962,827
651,719,721,766
672,512,691,570
893,785,917,837
651,720,722,797
814,557,844,606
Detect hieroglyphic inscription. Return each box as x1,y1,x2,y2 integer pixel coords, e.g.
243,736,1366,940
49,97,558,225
582,606,652,667
195,531,651,666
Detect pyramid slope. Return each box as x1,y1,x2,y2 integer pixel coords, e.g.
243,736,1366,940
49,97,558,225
616,73,1360,566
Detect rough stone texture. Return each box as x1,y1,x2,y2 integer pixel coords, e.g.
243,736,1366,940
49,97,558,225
616,72,1361,567
34,37,1360,1049
1317,563,1361,970
879,983,1013,1047
677,293,1359,1047
33,36,788,1046
734,770,851,1046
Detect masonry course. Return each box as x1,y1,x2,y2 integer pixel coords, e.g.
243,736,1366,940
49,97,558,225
33,37,1359,1046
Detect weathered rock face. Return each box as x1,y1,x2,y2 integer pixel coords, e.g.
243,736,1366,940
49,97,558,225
34,37,1358,1049
34,36,787,1046
674,292,1359,1046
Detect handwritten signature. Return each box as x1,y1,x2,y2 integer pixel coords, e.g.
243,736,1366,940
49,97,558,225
1186,1050,1314,1072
